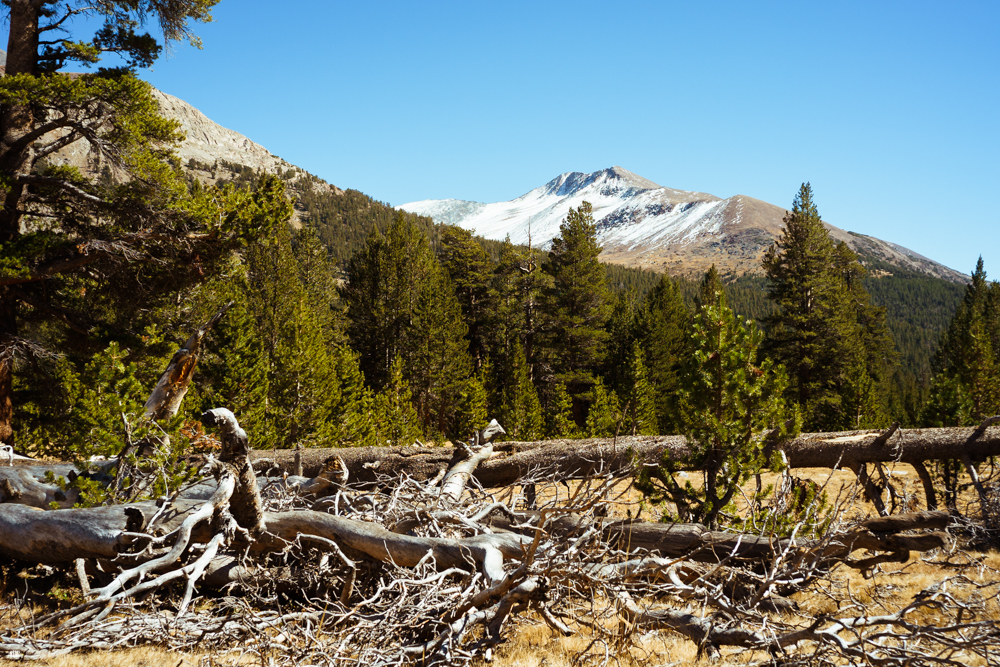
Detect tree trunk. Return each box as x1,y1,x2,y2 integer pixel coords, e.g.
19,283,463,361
201,407,266,536
0,298,15,448
0,0,43,447
143,302,232,421
0,0,41,228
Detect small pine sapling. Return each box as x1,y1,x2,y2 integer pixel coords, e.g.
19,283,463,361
636,284,798,530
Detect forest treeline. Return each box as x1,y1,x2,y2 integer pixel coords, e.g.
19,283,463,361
9,164,994,459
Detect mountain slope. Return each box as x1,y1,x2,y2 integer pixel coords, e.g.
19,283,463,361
400,166,965,283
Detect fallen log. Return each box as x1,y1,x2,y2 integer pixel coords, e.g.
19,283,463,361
254,422,1000,491
0,498,206,562
487,509,951,565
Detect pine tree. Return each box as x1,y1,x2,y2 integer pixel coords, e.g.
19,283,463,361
499,340,544,441
488,237,546,424
0,1,236,448
63,341,152,461
621,342,658,436
637,274,689,434
242,220,331,448
637,282,796,529
603,290,643,398
438,226,495,369
540,202,612,420
341,215,439,391
546,382,580,439
292,227,346,337
453,369,490,444
409,268,474,437
342,215,474,436
328,344,375,447
833,242,896,429
198,293,271,448
923,257,1000,426
762,184,893,430
696,265,726,311
371,356,423,447
269,292,340,448
586,377,621,437
920,258,1000,510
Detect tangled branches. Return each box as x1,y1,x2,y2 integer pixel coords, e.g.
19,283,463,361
0,418,998,666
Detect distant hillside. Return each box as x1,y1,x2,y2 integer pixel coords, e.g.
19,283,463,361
677,269,965,380
400,166,966,284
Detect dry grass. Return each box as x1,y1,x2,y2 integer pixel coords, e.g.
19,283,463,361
486,546,1000,667
485,467,1000,667
0,647,197,667
490,620,704,667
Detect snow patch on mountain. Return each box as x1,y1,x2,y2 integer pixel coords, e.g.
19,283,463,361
400,166,723,250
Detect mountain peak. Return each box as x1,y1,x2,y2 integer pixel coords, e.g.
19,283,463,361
540,166,661,198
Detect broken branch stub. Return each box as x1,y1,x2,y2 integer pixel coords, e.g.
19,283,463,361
143,302,233,422
201,407,265,536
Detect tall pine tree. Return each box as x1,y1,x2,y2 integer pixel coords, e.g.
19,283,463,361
499,340,544,441
637,274,689,434
340,215,439,392
342,215,473,437
540,202,612,423
438,226,495,370
762,184,893,430
923,257,1000,427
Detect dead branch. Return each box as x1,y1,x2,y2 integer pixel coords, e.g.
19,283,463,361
143,302,233,422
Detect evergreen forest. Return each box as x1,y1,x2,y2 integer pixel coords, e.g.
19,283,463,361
5,155,989,459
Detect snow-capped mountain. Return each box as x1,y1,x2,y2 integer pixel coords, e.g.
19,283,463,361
399,167,964,282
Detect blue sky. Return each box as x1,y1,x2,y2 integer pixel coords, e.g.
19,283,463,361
7,1,999,275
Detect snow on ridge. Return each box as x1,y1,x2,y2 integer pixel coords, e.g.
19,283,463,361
397,166,731,249
397,167,964,283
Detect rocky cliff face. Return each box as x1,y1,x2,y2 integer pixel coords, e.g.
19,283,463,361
45,87,292,178
150,89,291,176
44,85,341,229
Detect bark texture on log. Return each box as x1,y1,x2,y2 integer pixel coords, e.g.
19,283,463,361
258,510,528,583
201,407,265,536
0,499,204,562
488,510,950,563
256,424,1000,488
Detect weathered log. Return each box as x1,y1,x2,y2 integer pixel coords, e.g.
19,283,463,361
258,423,1000,489
488,509,950,564
201,407,265,536
257,511,528,584
0,498,206,562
